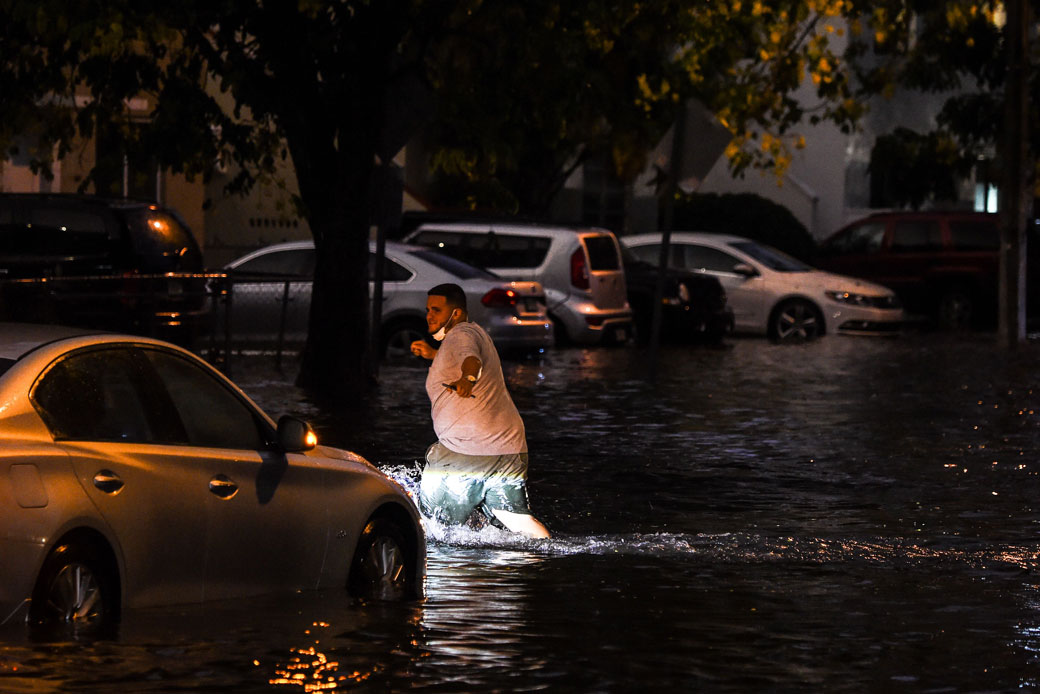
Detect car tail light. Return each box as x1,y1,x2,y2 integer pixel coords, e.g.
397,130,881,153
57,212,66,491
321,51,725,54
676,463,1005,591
570,248,590,289
481,288,519,307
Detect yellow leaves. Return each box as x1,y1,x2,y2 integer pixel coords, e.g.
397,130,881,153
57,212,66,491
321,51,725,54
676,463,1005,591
635,73,671,112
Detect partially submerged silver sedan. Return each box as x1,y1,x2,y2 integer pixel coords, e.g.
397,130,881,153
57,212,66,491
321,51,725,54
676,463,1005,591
0,323,424,636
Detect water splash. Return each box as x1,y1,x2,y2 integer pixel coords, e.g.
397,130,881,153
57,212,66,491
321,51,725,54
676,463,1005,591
379,462,1039,571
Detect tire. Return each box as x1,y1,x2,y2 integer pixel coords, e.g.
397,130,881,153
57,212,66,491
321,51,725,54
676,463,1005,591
770,299,823,343
347,518,415,601
29,542,118,638
381,319,429,360
936,288,974,330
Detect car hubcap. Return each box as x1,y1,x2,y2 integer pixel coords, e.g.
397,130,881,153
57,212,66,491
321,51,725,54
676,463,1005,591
777,304,818,341
46,563,103,623
363,536,407,600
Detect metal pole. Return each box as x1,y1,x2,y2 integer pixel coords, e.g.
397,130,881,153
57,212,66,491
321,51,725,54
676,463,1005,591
999,0,1030,347
648,99,687,382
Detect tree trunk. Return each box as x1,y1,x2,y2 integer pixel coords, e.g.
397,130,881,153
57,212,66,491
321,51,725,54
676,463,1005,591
290,128,377,400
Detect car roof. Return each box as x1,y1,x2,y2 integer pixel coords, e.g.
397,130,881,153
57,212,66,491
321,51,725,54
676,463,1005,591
0,323,109,361
412,222,615,238
624,231,752,246
226,239,431,269
0,192,161,211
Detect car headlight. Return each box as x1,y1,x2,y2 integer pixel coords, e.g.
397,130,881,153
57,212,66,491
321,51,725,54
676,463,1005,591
677,282,690,303
825,290,893,308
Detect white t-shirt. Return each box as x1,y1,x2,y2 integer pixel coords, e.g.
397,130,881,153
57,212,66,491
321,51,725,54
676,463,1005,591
425,321,527,456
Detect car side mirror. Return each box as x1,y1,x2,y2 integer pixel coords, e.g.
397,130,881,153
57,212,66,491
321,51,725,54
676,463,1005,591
277,415,317,452
733,263,758,277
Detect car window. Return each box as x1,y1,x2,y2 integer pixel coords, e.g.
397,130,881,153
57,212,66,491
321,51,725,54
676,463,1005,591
730,241,811,272
32,347,177,443
679,244,744,273
584,236,621,271
0,200,14,224
235,248,315,278
824,222,885,254
950,221,999,251
890,221,942,252
404,248,497,280
143,349,268,451
29,207,109,236
627,244,661,265
369,254,415,282
411,230,550,269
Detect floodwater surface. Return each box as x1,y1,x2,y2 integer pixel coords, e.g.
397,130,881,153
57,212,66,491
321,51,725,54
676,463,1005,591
3,333,1040,692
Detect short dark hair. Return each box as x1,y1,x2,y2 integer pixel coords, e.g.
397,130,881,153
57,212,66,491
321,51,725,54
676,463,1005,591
428,283,467,311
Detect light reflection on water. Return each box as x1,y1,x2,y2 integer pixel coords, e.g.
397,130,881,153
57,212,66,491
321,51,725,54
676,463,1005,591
4,334,1040,690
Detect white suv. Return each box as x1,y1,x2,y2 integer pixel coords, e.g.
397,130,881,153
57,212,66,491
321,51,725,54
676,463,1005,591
405,222,633,344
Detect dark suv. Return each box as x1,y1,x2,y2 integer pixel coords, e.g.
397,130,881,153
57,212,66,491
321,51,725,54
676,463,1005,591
815,211,1007,329
0,193,208,341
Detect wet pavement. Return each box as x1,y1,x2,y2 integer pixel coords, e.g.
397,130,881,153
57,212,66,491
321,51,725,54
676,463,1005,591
3,332,1040,691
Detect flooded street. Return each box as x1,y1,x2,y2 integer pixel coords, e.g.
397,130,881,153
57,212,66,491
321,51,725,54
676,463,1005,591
4,333,1040,691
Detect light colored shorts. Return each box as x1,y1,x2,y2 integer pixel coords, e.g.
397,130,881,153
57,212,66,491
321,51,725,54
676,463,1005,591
418,442,532,525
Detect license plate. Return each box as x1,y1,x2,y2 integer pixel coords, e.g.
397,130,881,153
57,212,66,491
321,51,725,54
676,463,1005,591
614,327,627,342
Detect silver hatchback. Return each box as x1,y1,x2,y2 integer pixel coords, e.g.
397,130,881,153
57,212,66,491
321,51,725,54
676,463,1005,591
0,323,424,636
405,222,633,345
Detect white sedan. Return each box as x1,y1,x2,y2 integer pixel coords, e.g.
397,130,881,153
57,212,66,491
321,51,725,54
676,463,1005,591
623,232,904,341
0,324,425,638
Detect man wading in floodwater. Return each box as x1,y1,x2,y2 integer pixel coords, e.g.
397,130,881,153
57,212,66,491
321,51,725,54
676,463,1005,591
410,283,551,539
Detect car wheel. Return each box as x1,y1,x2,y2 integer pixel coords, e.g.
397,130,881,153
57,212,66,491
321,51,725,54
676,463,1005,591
30,542,118,637
936,288,974,330
348,518,415,601
770,299,823,343
382,319,428,360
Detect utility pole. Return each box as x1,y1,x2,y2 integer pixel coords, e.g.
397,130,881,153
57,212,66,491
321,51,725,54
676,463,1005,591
999,0,1031,347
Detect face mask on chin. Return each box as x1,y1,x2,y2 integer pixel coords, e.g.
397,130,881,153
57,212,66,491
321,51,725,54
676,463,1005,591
432,310,459,342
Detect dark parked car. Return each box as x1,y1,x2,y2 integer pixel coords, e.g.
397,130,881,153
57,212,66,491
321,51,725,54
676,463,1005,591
0,193,209,342
815,211,1011,329
620,245,732,344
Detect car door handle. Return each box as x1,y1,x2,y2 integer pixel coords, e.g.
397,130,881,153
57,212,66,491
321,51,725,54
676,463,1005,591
208,474,239,499
93,470,124,494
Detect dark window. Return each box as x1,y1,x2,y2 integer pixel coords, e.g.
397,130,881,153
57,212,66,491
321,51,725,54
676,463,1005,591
890,221,942,252
680,245,744,273
0,201,15,225
730,242,810,272
584,236,621,271
0,358,16,378
403,249,495,280
29,207,108,236
411,230,550,269
235,248,315,278
950,221,999,251
144,349,268,450
370,255,415,282
32,348,173,443
824,222,886,254
627,244,661,265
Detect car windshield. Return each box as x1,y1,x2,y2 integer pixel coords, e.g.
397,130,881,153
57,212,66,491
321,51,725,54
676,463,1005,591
729,241,811,272
406,248,499,280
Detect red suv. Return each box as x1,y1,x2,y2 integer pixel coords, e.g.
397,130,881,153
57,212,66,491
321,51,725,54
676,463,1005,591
816,211,1004,329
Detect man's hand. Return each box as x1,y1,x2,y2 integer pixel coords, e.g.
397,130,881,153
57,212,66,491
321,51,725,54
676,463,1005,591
410,340,437,360
448,377,475,398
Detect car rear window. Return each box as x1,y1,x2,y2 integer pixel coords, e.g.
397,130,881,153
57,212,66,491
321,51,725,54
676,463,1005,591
406,248,498,280
411,230,550,269
584,236,621,271
950,221,999,251
730,241,811,272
